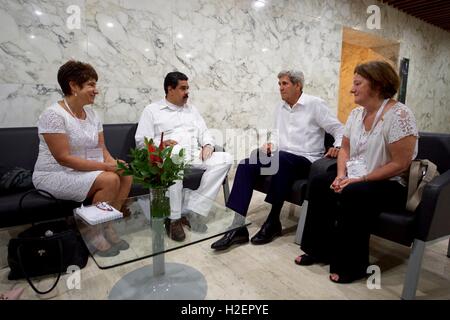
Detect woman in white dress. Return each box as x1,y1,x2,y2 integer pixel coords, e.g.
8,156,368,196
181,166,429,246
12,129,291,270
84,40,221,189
33,60,132,255
295,61,419,283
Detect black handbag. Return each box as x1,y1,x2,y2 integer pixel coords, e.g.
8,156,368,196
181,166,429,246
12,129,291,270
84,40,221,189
7,189,89,294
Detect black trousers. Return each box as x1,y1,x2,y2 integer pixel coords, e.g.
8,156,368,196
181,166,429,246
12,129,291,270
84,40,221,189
301,171,407,278
226,151,311,217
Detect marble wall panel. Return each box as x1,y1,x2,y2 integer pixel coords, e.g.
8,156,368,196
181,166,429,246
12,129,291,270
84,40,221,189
0,83,62,126
85,0,174,88
0,0,87,84
94,86,160,124
188,89,279,161
0,0,449,134
171,0,235,91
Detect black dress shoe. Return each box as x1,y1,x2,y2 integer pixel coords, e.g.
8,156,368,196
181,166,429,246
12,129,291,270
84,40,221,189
211,227,249,250
250,221,282,245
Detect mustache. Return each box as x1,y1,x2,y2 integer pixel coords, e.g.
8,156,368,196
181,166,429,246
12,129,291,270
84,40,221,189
183,95,189,99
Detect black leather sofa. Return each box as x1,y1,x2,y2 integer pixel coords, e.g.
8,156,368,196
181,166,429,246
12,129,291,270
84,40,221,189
0,123,211,228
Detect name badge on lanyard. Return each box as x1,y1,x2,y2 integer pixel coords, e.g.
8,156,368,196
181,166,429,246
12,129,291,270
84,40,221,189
86,147,104,162
346,159,368,178
345,99,389,178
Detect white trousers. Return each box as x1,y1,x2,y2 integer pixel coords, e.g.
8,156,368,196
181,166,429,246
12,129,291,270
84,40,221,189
169,151,233,219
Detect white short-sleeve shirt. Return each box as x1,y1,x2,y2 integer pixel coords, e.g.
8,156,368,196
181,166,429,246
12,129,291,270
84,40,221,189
343,102,419,185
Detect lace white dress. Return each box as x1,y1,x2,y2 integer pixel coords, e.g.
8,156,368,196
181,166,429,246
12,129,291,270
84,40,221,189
32,103,104,202
343,102,419,186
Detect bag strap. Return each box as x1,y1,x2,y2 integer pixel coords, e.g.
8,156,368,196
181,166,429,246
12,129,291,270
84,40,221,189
406,160,439,212
16,239,63,295
19,189,63,226
19,189,59,211
406,161,421,204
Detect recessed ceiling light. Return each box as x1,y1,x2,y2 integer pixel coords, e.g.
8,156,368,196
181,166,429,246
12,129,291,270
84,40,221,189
252,0,266,9
34,10,43,16
106,22,114,28
30,35,36,39
145,48,150,52
176,33,183,39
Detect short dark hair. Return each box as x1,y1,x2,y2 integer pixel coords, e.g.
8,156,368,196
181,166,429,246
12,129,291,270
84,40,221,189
354,61,400,99
57,60,98,96
164,71,188,95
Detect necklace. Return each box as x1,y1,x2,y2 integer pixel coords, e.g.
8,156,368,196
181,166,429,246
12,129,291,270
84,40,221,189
63,98,83,119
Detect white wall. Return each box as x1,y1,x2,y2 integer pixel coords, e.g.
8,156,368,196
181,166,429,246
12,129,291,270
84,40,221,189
1,0,449,158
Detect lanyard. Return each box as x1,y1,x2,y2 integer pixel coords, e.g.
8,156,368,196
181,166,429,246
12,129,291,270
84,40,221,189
354,98,389,157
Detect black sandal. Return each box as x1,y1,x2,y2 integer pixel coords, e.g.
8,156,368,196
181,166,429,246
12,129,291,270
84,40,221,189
294,254,318,266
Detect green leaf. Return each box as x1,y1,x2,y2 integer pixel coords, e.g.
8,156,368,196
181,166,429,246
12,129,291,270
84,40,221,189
117,143,188,189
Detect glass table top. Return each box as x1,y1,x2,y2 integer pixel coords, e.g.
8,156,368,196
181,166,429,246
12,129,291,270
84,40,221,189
74,193,249,269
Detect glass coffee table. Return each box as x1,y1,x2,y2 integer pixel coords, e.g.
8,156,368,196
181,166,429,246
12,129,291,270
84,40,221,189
74,193,249,300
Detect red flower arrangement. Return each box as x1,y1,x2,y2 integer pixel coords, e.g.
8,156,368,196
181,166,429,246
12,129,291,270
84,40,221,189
117,132,186,188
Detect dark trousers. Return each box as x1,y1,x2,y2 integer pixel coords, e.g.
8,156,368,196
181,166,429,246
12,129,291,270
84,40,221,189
226,151,311,219
301,171,407,278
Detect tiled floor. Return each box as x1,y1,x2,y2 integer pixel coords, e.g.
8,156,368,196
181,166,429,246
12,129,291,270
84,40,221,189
1,191,449,300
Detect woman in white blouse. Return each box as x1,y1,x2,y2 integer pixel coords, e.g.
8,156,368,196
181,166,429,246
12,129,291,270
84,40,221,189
294,61,418,283
33,60,132,256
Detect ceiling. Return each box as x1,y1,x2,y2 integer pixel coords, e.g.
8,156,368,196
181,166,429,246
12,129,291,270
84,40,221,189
382,0,450,32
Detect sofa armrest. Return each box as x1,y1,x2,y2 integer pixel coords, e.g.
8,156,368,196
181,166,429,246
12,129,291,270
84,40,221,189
305,157,337,199
416,170,450,242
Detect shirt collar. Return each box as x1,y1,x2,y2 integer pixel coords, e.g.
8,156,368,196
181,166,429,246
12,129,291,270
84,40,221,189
282,93,305,110
161,99,187,111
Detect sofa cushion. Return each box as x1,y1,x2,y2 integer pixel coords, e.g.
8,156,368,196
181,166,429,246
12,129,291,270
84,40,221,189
0,189,80,228
182,168,206,190
372,210,416,246
0,127,39,171
103,123,138,162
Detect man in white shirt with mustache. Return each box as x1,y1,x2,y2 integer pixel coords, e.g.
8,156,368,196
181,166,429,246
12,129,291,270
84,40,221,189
135,71,232,242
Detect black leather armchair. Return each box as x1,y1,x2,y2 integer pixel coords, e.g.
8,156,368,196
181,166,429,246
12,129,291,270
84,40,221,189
374,132,450,300
295,131,450,300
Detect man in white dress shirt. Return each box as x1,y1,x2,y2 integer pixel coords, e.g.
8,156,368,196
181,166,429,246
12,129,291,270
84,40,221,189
135,72,232,242
211,70,344,250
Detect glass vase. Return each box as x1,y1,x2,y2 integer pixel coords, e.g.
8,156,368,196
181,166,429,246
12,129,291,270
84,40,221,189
149,188,170,219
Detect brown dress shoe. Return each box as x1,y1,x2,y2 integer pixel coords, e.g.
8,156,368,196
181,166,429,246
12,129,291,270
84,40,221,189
165,218,186,242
